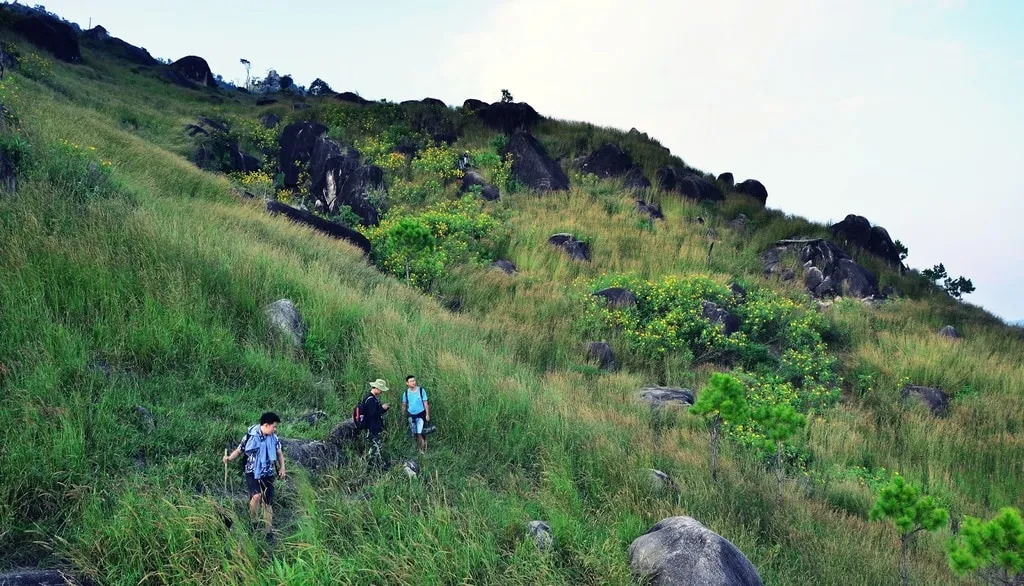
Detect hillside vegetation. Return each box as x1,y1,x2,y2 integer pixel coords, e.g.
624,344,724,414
1,8,1022,586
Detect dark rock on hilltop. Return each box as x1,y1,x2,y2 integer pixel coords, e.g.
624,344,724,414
265,200,372,254
12,13,81,63
868,225,902,266
462,98,488,112
336,92,370,105
624,167,652,190
830,214,902,265
338,165,386,226
170,56,217,88
657,167,723,203
279,121,328,186
717,172,734,188
421,97,447,108
797,239,879,299
580,143,635,178
476,102,541,134
585,342,616,371
548,233,590,261
734,179,768,205
83,26,157,66
504,132,569,192
901,385,950,416
460,170,500,201
629,516,762,586
592,287,637,309
307,138,386,226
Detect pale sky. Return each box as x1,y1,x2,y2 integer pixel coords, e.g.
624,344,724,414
39,0,1024,320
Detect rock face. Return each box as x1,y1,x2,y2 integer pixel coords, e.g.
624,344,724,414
657,167,724,203
279,438,342,473
265,200,372,254
420,97,447,108
460,170,500,201
701,301,740,336
12,14,81,63
636,200,663,220
830,214,902,265
83,27,157,66
336,92,370,105
901,385,950,416
265,299,306,349
638,387,695,408
462,98,488,112
308,138,385,225
338,165,386,226
734,179,768,206
580,143,635,178
585,342,616,371
0,569,84,585
548,233,590,261
938,325,960,339
527,521,554,552
593,287,637,309
624,167,652,190
169,56,217,88
504,132,569,192
629,516,763,586
867,225,901,266
278,121,328,186
476,102,541,134
259,113,281,129
798,240,879,299
229,143,260,173
491,259,518,274
717,172,734,189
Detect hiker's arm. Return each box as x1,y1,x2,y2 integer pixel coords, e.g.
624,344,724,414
222,443,244,463
424,400,430,421
277,445,286,478
401,394,407,415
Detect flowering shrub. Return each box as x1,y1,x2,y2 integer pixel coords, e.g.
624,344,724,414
362,195,499,288
51,139,118,200
231,169,275,199
412,145,463,184
16,52,54,81
470,149,514,193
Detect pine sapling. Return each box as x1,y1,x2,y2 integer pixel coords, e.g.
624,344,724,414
754,401,806,504
869,475,948,586
948,507,1024,586
689,373,748,481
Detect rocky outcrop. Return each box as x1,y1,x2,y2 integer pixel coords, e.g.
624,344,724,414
797,240,879,299
460,170,500,201
584,342,616,371
83,27,157,66
265,299,306,349
901,385,950,416
580,143,635,178
279,438,343,473
624,167,652,190
504,132,569,192
335,92,370,105
734,179,768,206
657,167,723,203
308,138,385,225
491,260,518,274
12,14,80,63
265,200,372,254
830,214,902,265
635,199,663,220
420,97,447,108
593,287,637,309
476,102,541,134
338,165,386,226
938,325,960,339
527,521,554,551
169,56,217,88
629,516,762,586
717,172,734,189
228,143,260,173
278,121,328,186
548,233,590,261
638,387,695,408
702,301,740,336
462,98,488,112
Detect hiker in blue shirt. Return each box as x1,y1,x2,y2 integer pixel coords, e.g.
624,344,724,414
402,375,431,454
222,412,286,544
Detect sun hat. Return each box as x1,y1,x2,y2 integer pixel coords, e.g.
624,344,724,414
368,378,390,393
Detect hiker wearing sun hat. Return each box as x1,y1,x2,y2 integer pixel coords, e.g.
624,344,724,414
361,378,391,472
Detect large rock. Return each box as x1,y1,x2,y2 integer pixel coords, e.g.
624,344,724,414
548,233,590,261
830,214,872,249
83,27,157,66
798,240,878,299
901,385,950,416
279,438,342,473
228,143,260,173
638,387,695,408
259,113,281,129
0,151,16,193
717,172,734,189
629,516,762,586
526,521,554,552
580,143,635,178
868,225,902,265
406,101,460,145
593,287,637,309
308,138,378,222
503,132,569,192
338,165,386,226
169,56,217,88
491,259,518,274
278,121,328,186
0,569,84,585
635,200,663,220
12,14,80,63
701,301,740,336
420,97,447,108
624,167,652,190
734,179,768,206
476,102,541,134
327,419,360,445
585,342,616,371
335,92,370,105
265,299,306,349
657,167,723,202
938,325,960,339
460,170,499,201
265,200,372,254
462,98,488,112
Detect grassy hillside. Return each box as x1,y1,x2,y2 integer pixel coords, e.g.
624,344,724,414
1,14,1022,586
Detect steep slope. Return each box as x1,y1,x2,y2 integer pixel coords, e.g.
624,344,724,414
0,9,1021,586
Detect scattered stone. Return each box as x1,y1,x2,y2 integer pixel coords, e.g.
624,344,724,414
169,55,217,88
629,516,763,586
592,287,637,309
491,260,518,274
327,420,360,446
504,132,569,192
460,170,500,201
804,266,825,291
135,405,155,434
0,569,84,585
647,468,678,492
635,199,663,220
402,459,421,478
624,167,652,190
548,233,590,261
734,179,768,206
585,342,616,371
717,172,734,188
265,299,307,349
462,98,488,112
278,121,328,186
701,301,740,336
779,268,795,282
727,214,748,231
335,92,370,105
580,143,635,178
638,387,695,408
476,102,541,134
298,410,328,426
938,325,960,339
901,385,950,416
0,151,16,193
729,283,747,301
527,521,554,552
12,14,81,63
265,200,372,254
256,97,278,106
259,112,281,129
279,438,342,473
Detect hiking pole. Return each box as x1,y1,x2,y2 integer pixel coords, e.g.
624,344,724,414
223,448,229,493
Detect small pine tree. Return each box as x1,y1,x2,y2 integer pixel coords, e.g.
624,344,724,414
948,507,1024,586
391,217,434,286
689,373,748,481
869,475,949,586
754,402,806,504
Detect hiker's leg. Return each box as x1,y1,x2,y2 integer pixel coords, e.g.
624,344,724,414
249,492,261,522
262,504,273,533
260,477,276,533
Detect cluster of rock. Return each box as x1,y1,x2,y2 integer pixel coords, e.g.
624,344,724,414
762,239,880,300
548,233,591,261
829,214,902,266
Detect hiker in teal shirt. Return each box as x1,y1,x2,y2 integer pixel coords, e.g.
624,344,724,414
402,375,430,454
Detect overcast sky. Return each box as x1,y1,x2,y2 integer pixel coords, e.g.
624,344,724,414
39,0,1024,320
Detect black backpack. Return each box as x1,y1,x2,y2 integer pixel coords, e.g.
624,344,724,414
352,394,372,430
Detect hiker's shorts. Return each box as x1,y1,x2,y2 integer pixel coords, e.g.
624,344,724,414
408,412,426,435
245,472,275,506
